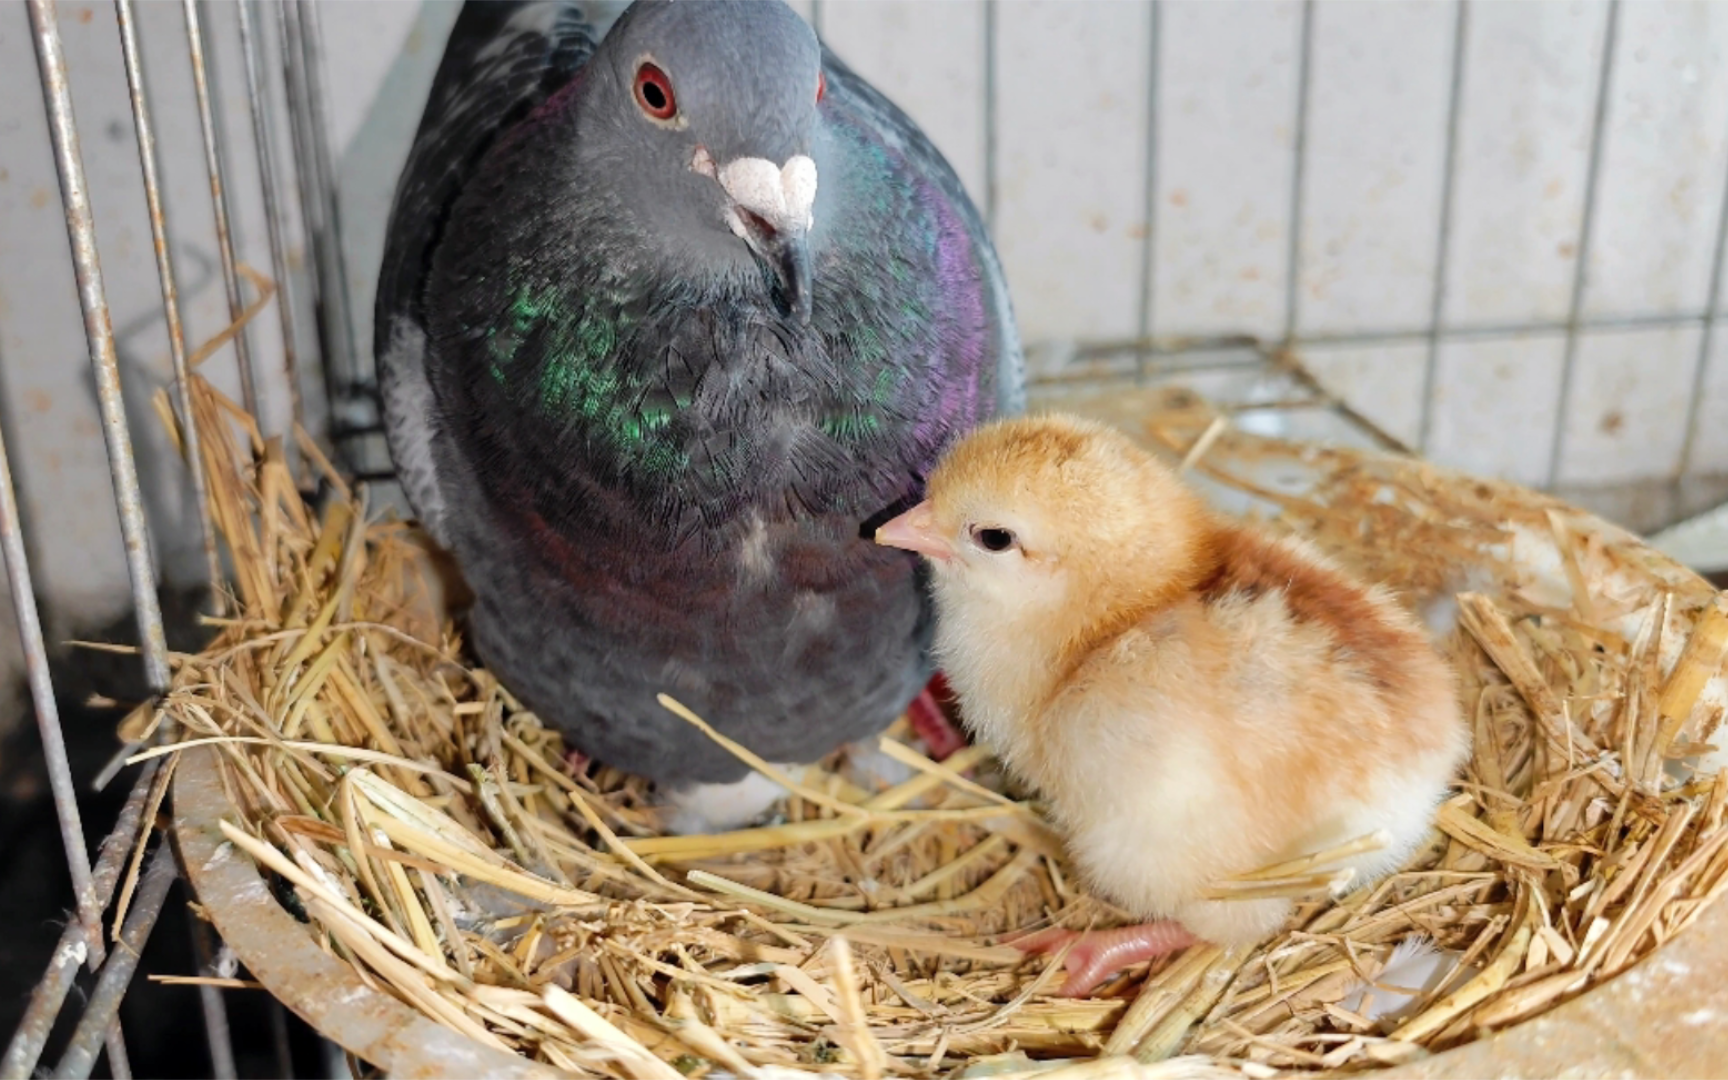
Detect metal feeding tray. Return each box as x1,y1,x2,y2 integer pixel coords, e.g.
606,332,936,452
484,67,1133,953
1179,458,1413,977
175,384,1728,1078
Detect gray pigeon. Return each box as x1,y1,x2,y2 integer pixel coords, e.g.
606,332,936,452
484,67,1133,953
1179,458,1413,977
376,0,1022,831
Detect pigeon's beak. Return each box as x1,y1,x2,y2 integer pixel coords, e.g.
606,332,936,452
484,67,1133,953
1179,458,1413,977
874,501,952,562
755,224,813,325
705,152,818,325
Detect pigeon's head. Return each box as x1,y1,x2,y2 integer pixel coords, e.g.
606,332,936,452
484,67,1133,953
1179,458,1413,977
583,0,825,322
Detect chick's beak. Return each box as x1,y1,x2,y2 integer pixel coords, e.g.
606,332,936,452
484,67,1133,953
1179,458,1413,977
705,152,818,324
874,501,951,562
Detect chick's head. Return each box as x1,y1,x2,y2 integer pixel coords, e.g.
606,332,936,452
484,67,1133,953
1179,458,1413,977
876,414,1212,619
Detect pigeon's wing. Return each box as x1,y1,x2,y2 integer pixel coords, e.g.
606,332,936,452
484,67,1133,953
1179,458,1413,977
820,49,1026,417
376,1,598,544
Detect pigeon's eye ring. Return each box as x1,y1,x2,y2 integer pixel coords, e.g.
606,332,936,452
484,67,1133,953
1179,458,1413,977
970,525,1017,554
634,62,678,121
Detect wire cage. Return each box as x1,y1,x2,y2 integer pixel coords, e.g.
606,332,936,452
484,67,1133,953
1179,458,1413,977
2,0,1727,1077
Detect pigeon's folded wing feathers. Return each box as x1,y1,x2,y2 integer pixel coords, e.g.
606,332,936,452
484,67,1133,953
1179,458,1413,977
376,1,597,544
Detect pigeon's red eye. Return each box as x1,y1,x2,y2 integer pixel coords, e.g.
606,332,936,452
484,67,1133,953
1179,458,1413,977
634,62,677,120
816,71,827,104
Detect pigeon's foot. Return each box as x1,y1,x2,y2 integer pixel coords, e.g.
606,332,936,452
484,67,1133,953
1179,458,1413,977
562,747,589,776
661,769,791,836
1012,921,1198,998
907,673,967,761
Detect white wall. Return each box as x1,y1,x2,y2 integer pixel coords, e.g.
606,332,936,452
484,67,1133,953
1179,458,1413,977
2,0,1727,651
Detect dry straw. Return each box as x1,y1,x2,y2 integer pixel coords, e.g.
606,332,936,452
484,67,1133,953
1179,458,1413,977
133,374,1727,1077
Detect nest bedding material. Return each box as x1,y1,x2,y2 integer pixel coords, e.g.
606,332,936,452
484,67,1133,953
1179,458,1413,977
136,376,1728,1078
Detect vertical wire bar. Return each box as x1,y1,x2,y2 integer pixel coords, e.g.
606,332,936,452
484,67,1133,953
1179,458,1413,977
1282,0,1316,346
808,0,824,37
0,334,104,967
26,0,171,694
1417,0,1469,455
302,0,358,377
1676,107,1728,478
101,1032,132,1080
291,0,361,394
51,844,180,1080
237,0,305,442
1547,0,1620,489
275,0,331,412
0,760,158,1080
276,0,320,242
184,0,260,416
268,998,296,1079
115,0,223,613
1134,1,1161,384
982,0,998,238
188,914,238,1080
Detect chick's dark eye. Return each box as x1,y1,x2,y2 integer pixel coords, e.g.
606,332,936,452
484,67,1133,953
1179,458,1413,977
972,526,1016,553
634,62,677,120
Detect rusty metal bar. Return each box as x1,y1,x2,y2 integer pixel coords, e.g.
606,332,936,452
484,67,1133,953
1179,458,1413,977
184,0,261,417
299,0,358,375
115,0,223,612
101,1033,132,1080
22,7,178,1071
1,761,159,1080
51,843,180,1080
278,0,359,393
0,291,102,975
276,0,336,406
275,0,321,249
27,0,172,694
237,0,305,444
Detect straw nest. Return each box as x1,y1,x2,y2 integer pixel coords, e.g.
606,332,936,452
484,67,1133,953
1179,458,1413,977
129,375,1728,1079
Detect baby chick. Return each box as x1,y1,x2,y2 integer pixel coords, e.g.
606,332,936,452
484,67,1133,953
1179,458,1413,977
874,414,1469,997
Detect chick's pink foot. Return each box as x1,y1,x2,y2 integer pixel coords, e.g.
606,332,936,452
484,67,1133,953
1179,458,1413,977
907,673,967,761
1013,922,1197,997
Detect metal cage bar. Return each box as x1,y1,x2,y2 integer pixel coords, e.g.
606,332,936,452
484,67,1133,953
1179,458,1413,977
282,0,359,409
1,762,159,1079
51,844,180,1080
1281,0,1316,348
237,0,306,445
1546,0,1620,490
115,0,223,610
1134,1,1161,385
1417,0,1469,455
6,0,325,1072
28,0,172,694
185,0,262,418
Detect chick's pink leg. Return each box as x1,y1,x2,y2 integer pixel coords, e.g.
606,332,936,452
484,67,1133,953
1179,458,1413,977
906,672,967,761
1014,922,1197,997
